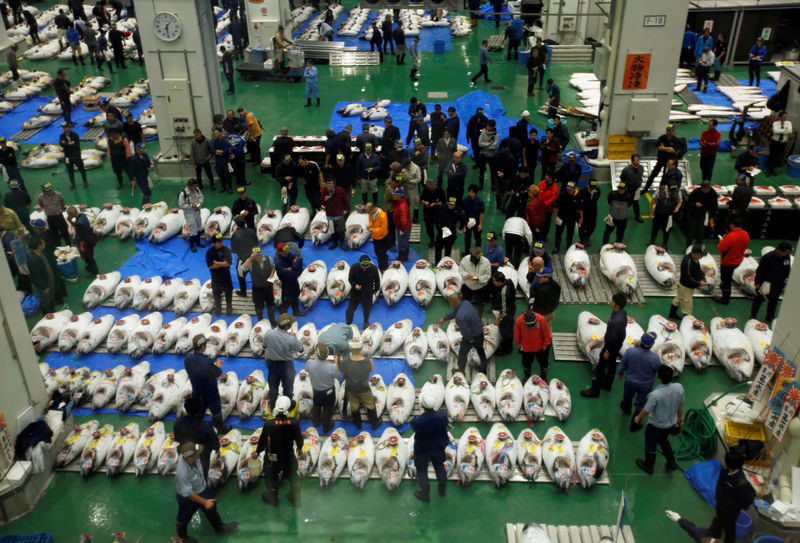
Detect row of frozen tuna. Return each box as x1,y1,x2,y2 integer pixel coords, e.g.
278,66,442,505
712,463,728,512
55,418,608,491
576,312,772,381
21,144,105,169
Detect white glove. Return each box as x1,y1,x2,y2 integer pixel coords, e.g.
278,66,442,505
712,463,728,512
665,510,681,523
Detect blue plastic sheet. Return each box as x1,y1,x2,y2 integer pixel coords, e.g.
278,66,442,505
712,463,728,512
0,96,51,140
480,2,512,20
333,11,452,52
683,459,721,508
328,90,534,157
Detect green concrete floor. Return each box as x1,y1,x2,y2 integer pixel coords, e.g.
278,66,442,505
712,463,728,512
2,6,797,542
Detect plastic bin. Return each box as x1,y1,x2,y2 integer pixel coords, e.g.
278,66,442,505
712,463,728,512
724,419,766,446
518,49,530,65
755,146,769,170
753,535,785,543
578,163,593,184
58,259,78,282
735,511,752,539
250,46,266,64
433,40,445,54
788,154,800,178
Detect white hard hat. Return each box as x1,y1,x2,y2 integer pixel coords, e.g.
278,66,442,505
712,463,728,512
274,395,291,415
522,110,530,117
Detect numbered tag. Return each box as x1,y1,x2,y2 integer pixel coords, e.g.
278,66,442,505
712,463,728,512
359,449,366,458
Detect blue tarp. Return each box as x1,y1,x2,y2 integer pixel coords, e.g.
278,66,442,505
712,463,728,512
683,459,721,508
480,2,512,20
328,90,539,157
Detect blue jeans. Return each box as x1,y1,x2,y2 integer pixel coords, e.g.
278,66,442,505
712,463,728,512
623,381,652,410
176,486,216,524
267,360,295,406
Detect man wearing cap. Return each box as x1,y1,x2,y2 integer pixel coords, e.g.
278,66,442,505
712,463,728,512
490,271,516,356
54,69,74,127
461,184,485,253
577,179,600,247
729,173,753,218
466,108,488,165
484,231,505,271
297,155,323,211
620,154,644,223
685,181,718,246
241,247,276,324
274,242,306,316
67,206,98,278
357,142,381,206
332,153,356,198
445,106,460,140
552,181,580,254
406,98,427,146
439,293,489,373
37,183,70,246
557,152,580,189
226,130,249,189
381,118,401,159
129,144,153,205
714,215,750,305
60,123,87,189
364,202,390,271
460,246,491,314
206,234,234,314
185,334,230,434
699,120,721,181
238,107,262,164
477,119,499,189
175,440,238,541
336,124,354,165
275,154,298,212
4,181,30,230
263,315,302,409
421,178,446,248
231,187,258,230
173,397,220,481
540,128,560,178
230,215,258,298
514,110,530,142
429,104,447,159
502,216,532,267
393,187,412,262
0,137,27,192
436,197,465,262
179,179,205,252
356,123,379,155
306,344,340,434
108,23,126,69
253,395,303,507
322,179,350,250
670,244,707,320
444,151,467,200
734,146,759,177
582,292,628,398
602,182,632,245
528,268,560,329
410,390,449,503
340,339,380,429
633,365,683,475
0,205,24,240
514,308,552,382
617,332,661,431
525,185,546,241
648,167,683,251
26,236,55,314
751,242,792,324
644,125,686,191
123,113,143,148
211,128,233,194
537,174,558,242
401,157,423,223
433,130,456,186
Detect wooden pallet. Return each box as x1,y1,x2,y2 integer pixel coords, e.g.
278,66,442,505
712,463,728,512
11,127,45,141
445,353,497,383
505,523,634,543
551,255,645,305
81,126,104,142
487,34,506,51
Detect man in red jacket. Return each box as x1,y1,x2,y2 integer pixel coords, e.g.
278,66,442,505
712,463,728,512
713,215,750,305
537,174,558,242
525,185,546,241
514,308,552,382
321,179,350,250
392,184,412,262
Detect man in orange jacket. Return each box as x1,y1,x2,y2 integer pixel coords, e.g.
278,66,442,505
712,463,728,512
713,215,750,305
365,202,389,271
513,309,552,382
537,174,558,242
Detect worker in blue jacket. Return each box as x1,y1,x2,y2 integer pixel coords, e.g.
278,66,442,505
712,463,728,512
680,25,697,68
184,334,230,434
748,37,767,87
694,28,713,63
617,332,661,431
410,397,450,503
226,131,249,189
211,128,232,193
582,292,628,397
128,144,153,205
439,293,488,373
483,231,505,271
504,21,522,60
274,241,307,317
304,59,319,107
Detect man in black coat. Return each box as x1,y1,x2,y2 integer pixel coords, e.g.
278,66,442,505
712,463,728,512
173,396,220,479
231,187,258,229
684,180,718,246
345,254,381,329
59,123,87,188
108,23,126,69
751,242,792,323
254,396,303,507
410,397,449,502
466,108,488,166
54,70,74,126
230,214,258,296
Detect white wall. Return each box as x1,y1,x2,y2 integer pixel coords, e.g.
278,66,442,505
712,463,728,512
772,248,800,363
135,0,225,157
0,257,47,439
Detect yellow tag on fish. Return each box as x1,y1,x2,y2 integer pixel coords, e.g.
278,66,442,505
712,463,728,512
591,334,598,340
390,445,398,456
143,438,154,448
227,443,240,454
331,446,340,456
467,444,474,453
528,444,537,453
359,449,366,458
494,440,503,449
556,446,563,454
68,433,81,445
302,443,310,452
588,444,595,452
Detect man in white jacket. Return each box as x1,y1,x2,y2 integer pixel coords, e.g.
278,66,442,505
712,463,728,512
502,216,533,267
459,246,491,315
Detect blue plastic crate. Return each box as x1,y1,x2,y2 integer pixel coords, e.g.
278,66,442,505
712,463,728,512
0,534,54,543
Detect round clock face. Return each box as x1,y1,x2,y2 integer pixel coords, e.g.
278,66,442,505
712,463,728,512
154,12,182,42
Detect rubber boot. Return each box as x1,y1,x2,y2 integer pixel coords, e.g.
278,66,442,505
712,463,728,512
316,98,320,107
367,408,380,429
311,406,322,428
286,488,301,507
540,366,548,383
580,382,600,398
635,452,656,475
305,98,311,107
372,193,378,205
414,489,430,502
291,300,307,317
213,298,222,314
522,368,531,382
212,414,232,435
262,489,279,506
413,210,419,223
668,304,681,320
321,410,334,434
663,445,679,471
351,409,363,430
629,411,643,432
176,523,198,543
620,398,632,415
438,480,447,497
206,509,237,535
72,54,78,65
267,305,277,327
